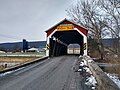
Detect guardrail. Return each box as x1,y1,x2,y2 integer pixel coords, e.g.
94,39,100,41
0,56,48,74
83,56,119,90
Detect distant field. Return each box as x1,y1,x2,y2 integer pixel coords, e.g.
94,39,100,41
0,57,39,63
0,57,38,71
0,52,46,71
0,52,45,57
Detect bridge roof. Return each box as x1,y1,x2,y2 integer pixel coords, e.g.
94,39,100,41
45,19,88,37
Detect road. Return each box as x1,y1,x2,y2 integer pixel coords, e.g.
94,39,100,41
0,56,89,90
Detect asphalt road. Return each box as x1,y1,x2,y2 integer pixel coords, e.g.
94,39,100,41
0,56,89,90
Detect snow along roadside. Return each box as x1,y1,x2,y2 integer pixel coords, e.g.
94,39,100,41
82,55,120,90
106,73,120,88
78,55,97,90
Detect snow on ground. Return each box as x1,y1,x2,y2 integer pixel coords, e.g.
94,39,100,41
88,59,93,63
0,67,25,77
79,61,84,66
85,75,97,89
0,71,13,77
83,67,92,74
106,73,120,88
78,56,97,89
78,68,82,72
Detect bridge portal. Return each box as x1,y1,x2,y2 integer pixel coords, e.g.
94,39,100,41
45,19,88,57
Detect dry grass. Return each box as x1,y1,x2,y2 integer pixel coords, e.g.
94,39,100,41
0,57,40,71
89,50,101,59
0,57,38,63
0,65,5,71
103,54,120,77
89,49,120,77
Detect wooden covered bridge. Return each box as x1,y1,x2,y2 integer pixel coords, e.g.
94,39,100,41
45,19,88,57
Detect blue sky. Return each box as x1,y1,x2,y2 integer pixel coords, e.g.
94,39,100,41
0,0,74,43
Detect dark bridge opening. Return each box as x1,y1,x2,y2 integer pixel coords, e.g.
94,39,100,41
49,30,83,57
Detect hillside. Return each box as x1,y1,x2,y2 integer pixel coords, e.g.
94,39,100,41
0,38,115,52
0,41,46,52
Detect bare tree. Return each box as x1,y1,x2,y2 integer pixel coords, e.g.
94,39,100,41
98,0,120,55
67,0,106,59
67,0,120,58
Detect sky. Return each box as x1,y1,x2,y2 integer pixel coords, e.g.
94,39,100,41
0,0,74,43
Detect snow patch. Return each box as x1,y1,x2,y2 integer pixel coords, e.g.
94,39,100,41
106,73,120,88
82,59,87,65
0,71,13,77
88,59,93,63
79,56,97,89
78,69,82,71
83,67,92,74
80,61,84,66
79,55,83,58
0,67,25,77
85,75,97,89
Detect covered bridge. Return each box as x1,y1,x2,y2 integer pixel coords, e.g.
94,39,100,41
45,19,88,57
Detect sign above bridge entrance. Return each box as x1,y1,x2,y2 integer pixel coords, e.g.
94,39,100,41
57,24,74,31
